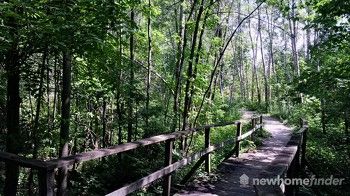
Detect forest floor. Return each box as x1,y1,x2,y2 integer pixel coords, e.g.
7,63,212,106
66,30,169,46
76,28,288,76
176,111,293,196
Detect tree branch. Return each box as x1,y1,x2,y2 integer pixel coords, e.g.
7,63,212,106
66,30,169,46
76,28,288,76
193,1,264,125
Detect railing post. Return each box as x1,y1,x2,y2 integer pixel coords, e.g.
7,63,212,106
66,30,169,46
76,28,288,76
251,117,256,140
299,118,303,128
301,126,308,170
163,139,173,196
39,168,55,196
295,141,301,172
286,154,297,196
204,127,211,173
235,122,242,157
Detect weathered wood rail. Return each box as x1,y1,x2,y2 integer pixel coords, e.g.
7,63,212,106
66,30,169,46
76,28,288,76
0,115,263,196
255,119,308,196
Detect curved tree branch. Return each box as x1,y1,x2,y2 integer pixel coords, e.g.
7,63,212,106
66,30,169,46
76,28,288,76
193,1,264,126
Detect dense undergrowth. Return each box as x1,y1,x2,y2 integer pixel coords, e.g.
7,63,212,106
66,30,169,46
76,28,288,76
268,98,350,196
65,103,273,196
64,103,242,195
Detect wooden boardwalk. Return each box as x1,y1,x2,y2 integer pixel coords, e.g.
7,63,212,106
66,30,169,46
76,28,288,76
0,111,308,196
176,114,293,196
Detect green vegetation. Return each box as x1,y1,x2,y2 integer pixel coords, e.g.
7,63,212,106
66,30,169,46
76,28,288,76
0,0,349,195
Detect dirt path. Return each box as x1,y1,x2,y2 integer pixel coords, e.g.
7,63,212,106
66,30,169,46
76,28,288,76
176,111,293,196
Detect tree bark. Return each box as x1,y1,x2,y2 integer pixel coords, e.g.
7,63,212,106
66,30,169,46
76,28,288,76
172,0,186,132
57,51,72,196
321,99,327,134
145,0,152,134
128,8,135,142
4,11,21,196
289,0,299,76
27,48,48,195
236,0,245,100
248,18,255,102
193,2,264,124
102,99,107,147
182,0,205,130
266,7,273,102
249,16,261,104
258,7,269,111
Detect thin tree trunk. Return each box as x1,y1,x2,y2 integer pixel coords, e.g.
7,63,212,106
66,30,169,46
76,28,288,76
128,9,135,142
289,0,299,76
321,99,327,133
249,15,261,104
266,7,273,102
27,48,48,195
52,54,59,121
306,7,311,62
145,0,152,135
117,31,123,145
258,8,269,111
172,0,197,132
345,110,349,146
46,54,50,128
283,18,292,83
193,2,264,125
173,0,185,132
182,0,205,130
102,99,107,148
248,18,255,102
236,0,245,100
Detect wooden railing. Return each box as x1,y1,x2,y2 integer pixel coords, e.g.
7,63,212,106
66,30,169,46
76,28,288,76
0,115,263,196
255,118,308,196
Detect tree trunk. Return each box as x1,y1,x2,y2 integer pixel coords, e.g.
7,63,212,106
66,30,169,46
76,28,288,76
182,0,205,130
258,8,269,111
172,0,185,132
102,99,107,147
172,0,197,132
237,0,245,100
128,8,135,142
266,7,273,103
248,18,255,102
145,0,152,135
289,0,299,76
283,18,292,83
27,48,48,195
53,54,59,122
4,12,21,196
321,99,327,134
345,110,349,146
117,30,123,145
249,16,261,103
58,51,72,196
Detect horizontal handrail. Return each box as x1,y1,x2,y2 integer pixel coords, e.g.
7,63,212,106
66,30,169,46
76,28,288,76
108,133,239,195
108,145,215,195
0,121,240,170
0,115,264,196
108,116,263,195
191,121,240,131
297,126,308,134
0,151,47,169
237,124,262,141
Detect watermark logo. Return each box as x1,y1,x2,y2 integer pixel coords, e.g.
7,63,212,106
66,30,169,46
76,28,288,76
239,174,344,186
240,174,249,187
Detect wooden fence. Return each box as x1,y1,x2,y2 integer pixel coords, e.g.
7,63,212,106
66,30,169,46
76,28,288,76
0,115,263,196
255,119,308,196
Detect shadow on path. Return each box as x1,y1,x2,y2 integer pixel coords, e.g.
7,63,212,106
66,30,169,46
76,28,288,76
175,111,292,196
